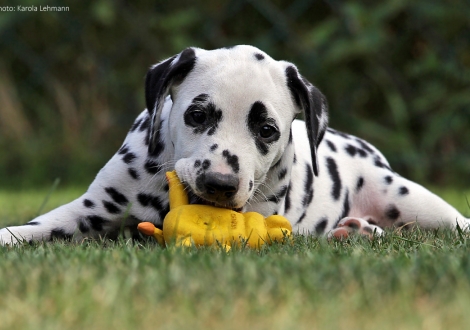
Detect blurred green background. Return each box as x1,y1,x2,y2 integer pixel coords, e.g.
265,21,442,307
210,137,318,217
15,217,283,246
0,0,469,189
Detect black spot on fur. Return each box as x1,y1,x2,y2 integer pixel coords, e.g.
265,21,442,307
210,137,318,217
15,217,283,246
247,101,280,155
315,218,328,235
194,160,201,168
325,140,337,152
129,118,142,132
210,144,218,151
105,187,129,206
83,199,95,208
345,144,357,157
78,219,89,233
327,128,351,140
50,229,72,240
333,190,350,228
222,150,240,173
128,168,140,180
399,186,409,195
284,184,292,213
147,121,165,157
384,176,393,184
267,186,288,204
145,159,162,175
278,168,288,181
326,157,342,200
249,180,253,191
356,177,365,192
139,116,151,132
302,163,314,207
375,156,391,170
118,145,129,155
137,193,165,219
103,201,121,214
254,53,265,60
355,138,375,154
202,159,211,170
296,212,307,224
356,148,367,157
385,204,401,220
339,190,350,219
123,152,137,164
87,215,108,231
27,221,39,226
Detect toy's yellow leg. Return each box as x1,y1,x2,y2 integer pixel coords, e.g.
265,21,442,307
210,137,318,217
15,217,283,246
265,215,292,242
166,170,189,209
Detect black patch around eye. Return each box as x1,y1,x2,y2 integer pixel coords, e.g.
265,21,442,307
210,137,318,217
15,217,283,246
326,157,342,201
184,94,223,135
247,101,280,155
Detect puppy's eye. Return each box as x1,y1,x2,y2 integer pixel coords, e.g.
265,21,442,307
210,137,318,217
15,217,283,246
259,124,277,139
189,111,207,125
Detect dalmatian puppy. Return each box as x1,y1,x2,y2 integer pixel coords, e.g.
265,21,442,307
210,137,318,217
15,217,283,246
0,45,468,244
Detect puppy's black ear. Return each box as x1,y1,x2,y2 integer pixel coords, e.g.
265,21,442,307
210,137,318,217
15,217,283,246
145,47,197,154
285,66,328,176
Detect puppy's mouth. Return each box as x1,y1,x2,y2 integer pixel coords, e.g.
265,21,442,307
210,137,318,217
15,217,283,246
187,190,243,213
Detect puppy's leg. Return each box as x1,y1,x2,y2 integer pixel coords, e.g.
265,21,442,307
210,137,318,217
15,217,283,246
0,111,168,245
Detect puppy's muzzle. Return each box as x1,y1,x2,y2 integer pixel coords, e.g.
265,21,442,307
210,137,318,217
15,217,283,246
196,172,239,203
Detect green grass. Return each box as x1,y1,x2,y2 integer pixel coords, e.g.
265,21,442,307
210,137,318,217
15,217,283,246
0,187,469,329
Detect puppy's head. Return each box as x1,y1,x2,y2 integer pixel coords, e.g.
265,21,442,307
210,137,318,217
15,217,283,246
145,45,328,210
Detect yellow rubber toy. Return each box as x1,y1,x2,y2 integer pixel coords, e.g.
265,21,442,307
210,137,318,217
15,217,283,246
137,170,292,249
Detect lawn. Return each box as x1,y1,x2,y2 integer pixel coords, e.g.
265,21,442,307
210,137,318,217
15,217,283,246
0,186,469,330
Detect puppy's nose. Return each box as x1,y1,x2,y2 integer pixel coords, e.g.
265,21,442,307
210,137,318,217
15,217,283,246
203,172,239,200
